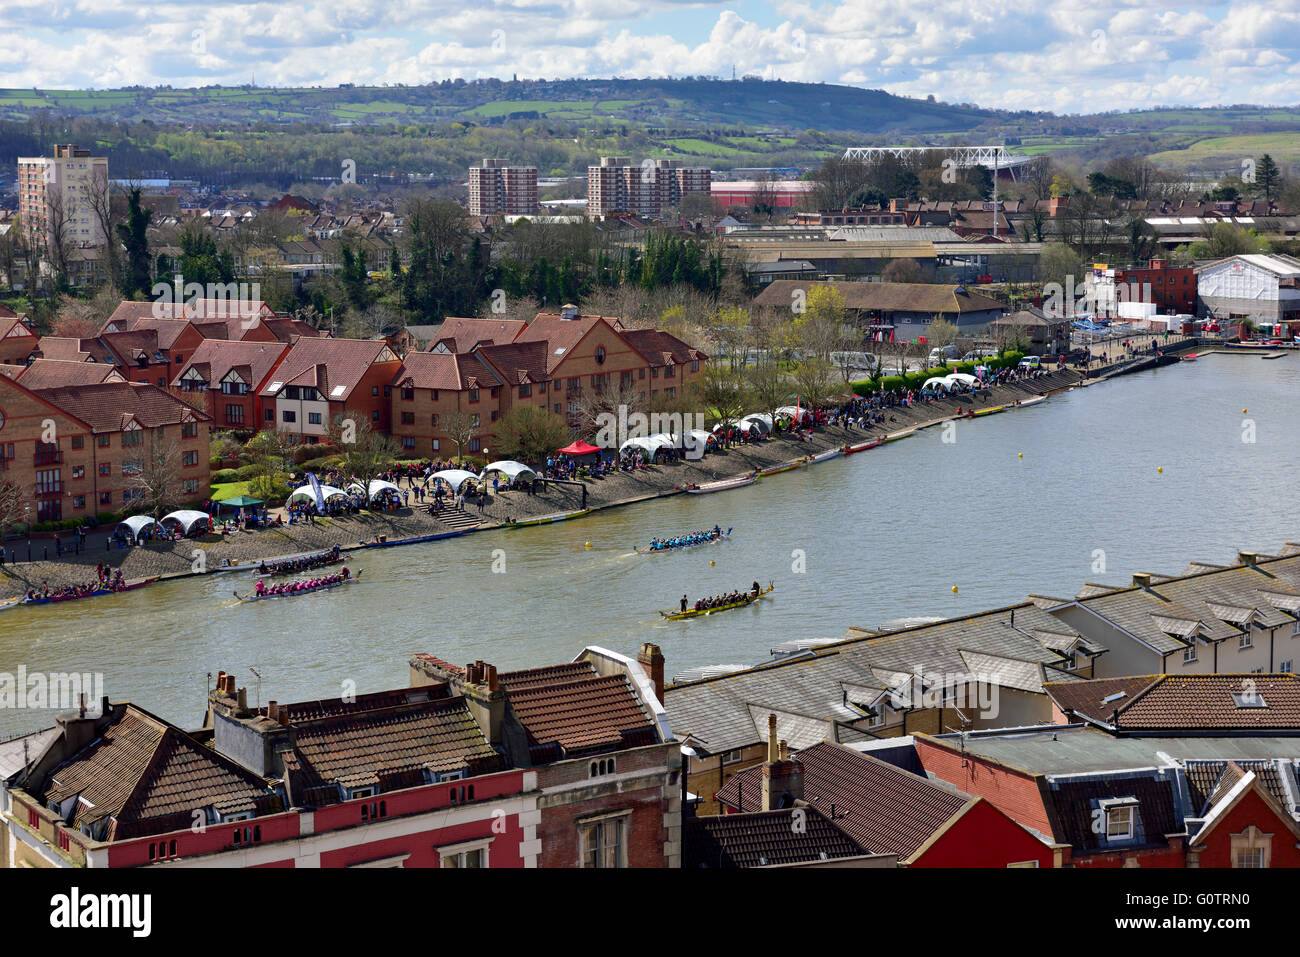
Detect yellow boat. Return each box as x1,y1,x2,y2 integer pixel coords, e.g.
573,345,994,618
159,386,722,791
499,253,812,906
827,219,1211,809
660,585,774,621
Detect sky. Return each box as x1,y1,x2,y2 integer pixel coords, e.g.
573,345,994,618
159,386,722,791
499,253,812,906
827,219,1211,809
1,0,1298,114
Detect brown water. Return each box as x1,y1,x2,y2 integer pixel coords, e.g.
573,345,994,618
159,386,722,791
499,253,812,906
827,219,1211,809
2,353,1297,735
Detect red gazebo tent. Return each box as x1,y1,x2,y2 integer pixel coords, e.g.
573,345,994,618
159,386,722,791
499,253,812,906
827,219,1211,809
558,440,602,456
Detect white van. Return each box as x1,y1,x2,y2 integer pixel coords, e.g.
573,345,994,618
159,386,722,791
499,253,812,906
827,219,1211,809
928,344,960,364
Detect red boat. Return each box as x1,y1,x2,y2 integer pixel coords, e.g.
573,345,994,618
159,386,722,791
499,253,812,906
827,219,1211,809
843,438,883,455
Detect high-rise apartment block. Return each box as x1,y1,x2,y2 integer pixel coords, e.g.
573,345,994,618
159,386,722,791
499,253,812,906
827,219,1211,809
467,158,538,217
586,157,711,218
16,145,109,250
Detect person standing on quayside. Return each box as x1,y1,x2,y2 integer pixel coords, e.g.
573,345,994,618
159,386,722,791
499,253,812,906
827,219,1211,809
680,594,688,613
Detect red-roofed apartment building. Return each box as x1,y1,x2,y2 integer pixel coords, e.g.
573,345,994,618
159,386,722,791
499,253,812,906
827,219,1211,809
172,339,290,432
0,375,210,522
0,316,39,366
2,643,679,868
260,338,401,442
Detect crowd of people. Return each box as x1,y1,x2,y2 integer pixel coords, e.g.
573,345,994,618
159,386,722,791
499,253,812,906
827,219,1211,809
680,580,763,614
256,545,341,576
24,568,126,603
648,525,723,551
252,566,351,598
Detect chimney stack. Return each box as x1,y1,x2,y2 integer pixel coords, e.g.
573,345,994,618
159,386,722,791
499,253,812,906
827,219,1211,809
761,739,804,812
1238,551,1259,567
1132,572,1153,588
637,643,665,704
267,701,278,722
766,713,778,764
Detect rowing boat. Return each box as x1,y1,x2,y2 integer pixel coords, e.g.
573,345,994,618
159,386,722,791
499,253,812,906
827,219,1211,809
843,438,883,455
883,429,915,443
660,584,774,620
973,405,1005,417
759,462,799,476
253,548,341,575
1013,396,1046,408
363,526,476,547
636,528,731,555
234,570,362,602
509,509,591,528
0,596,22,613
685,473,758,494
20,577,159,605
801,448,842,466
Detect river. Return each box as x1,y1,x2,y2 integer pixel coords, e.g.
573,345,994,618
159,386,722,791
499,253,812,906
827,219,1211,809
2,352,1297,736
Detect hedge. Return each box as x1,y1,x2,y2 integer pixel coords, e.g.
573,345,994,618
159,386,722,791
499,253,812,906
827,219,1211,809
213,468,240,483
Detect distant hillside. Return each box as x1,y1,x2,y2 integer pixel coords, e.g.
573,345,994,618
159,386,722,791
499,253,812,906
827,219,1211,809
0,77,990,134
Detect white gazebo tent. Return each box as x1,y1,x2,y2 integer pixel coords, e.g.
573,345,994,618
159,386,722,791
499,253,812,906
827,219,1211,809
923,377,955,392
673,429,716,460
777,405,813,423
113,515,162,543
346,479,402,503
619,434,676,459
287,484,348,505
740,413,773,433
160,510,213,536
948,372,978,387
431,469,479,493
480,461,537,486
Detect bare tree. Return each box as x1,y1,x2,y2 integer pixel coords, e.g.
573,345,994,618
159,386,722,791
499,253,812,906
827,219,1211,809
572,377,646,438
0,476,24,538
328,408,398,493
442,409,479,463
694,363,749,431
792,357,837,410
746,357,792,432
126,434,183,518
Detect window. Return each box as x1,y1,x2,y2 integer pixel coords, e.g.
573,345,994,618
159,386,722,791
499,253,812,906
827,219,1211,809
722,749,746,764
1281,660,1294,673
282,410,296,423
470,414,480,428
372,386,379,396
97,434,111,448
182,422,198,438
371,410,379,422
100,491,112,505
1106,805,1135,841
439,841,489,868
589,757,617,777
491,411,499,423
402,436,415,450
1231,826,1271,868
580,814,627,868
265,409,274,422
1240,630,1253,650
639,367,645,379
469,438,481,453
182,450,199,467
519,383,531,398
71,435,84,449
401,387,414,400
469,389,479,402
225,404,244,425
691,360,699,372
401,412,415,425
1007,860,1039,868
1292,620,1300,637
431,440,440,451
73,496,85,509
1183,643,1198,663
183,479,199,494
490,387,499,398
98,462,111,477
308,412,322,426
72,465,85,480
430,413,440,428
122,429,142,447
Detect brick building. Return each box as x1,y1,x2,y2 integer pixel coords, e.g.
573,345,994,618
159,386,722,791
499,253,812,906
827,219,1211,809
172,339,291,432
588,157,710,218
17,145,108,251
467,159,538,217
0,376,210,523
260,338,401,442
0,317,39,366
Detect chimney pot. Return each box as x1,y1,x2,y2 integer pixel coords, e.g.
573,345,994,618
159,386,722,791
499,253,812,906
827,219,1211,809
267,701,278,721
766,714,778,764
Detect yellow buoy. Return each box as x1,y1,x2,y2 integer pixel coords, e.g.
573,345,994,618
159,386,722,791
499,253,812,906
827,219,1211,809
584,542,592,548
1018,452,1024,459
1157,466,1163,473
709,561,716,566
952,585,959,594
1243,408,1248,414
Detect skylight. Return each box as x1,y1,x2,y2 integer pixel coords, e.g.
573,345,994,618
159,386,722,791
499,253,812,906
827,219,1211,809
1101,691,1127,704
1231,691,1267,709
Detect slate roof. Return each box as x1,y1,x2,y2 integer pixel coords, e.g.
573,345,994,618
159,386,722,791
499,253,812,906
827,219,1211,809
475,340,553,385
498,661,660,761
1047,674,1300,733
716,742,972,861
34,336,118,364
35,381,209,431
684,807,871,868
1043,773,1181,854
620,328,707,366
37,705,278,841
1185,759,1298,816
665,602,1070,754
110,317,195,349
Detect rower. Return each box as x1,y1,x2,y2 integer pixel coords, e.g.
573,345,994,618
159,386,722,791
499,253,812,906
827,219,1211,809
680,594,688,613
341,566,350,579
751,580,760,596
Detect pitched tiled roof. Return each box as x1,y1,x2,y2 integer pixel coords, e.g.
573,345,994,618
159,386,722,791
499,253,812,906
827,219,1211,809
37,705,278,841
261,317,324,343
111,318,195,349
34,336,118,364
171,338,287,390
1048,674,1300,732
391,350,499,392
515,314,622,374
15,359,125,389
35,381,210,430
428,318,526,352
285,696,502,791
620,328,707,366
1185,759,1296,816
499,661,660,760
261,338,398,400
752,280,1005,315
475,340,552,385
716,742,971,861
684,807,871,868
107,301,174,327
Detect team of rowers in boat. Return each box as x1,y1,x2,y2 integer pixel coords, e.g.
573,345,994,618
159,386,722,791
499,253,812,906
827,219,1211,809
648,526,723,550
681,581,762,612
255,544,342,576
25,569,127,601
254,566,351,597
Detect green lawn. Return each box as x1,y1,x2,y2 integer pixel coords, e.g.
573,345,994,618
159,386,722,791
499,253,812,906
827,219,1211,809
1148,132,1300,169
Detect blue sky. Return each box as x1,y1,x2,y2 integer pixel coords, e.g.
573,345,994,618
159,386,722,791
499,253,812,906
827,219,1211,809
2,1,1298,113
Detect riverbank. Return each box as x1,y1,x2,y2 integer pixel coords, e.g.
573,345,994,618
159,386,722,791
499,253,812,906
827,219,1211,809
0,369,1081,600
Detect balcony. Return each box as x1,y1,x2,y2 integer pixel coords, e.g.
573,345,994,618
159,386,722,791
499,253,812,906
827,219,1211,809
36,483,63,498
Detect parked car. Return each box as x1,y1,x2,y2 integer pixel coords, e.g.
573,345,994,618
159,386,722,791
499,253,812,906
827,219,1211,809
1018,356,1041,369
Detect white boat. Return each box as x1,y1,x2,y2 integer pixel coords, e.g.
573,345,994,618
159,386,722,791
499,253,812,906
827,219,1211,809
799,448,843,467
685,474,758,494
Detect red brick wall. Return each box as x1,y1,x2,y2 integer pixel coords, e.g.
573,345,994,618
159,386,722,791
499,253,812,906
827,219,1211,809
915,736,1054,839
911,799,1056,867
1194,789,1300,869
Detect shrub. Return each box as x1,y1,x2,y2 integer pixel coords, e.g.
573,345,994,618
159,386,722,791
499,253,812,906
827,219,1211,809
293,443,334,464
234,464,262,481
213,468,240,483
